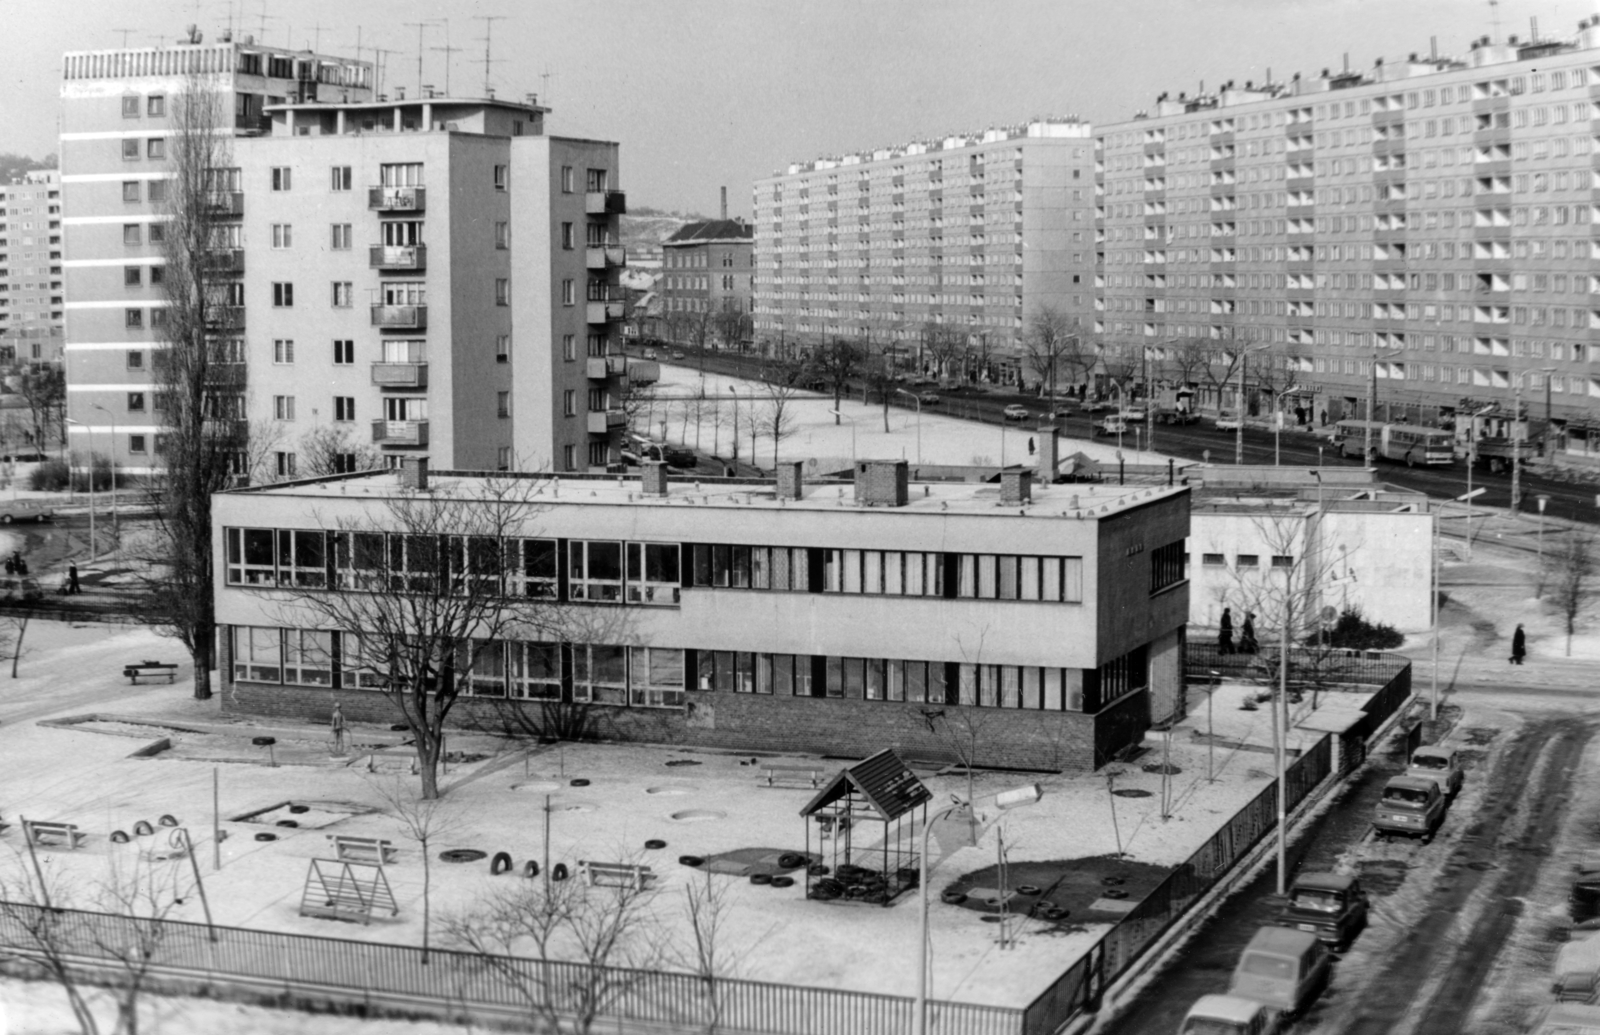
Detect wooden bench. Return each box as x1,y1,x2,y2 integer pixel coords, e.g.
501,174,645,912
760,764,824,789
578,860,654,891
123,661,179,684
327,834,398,865
23,819,83,850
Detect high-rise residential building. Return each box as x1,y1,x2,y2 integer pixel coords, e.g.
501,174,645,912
1093,19,1600,458
660,218,754,347
60,33,629,477
0,170,64,365
751,119,1097,382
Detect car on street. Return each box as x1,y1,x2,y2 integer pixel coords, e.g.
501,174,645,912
643,348,657,360
1214,410,1243,431
1156,409,1200,426
1373,775,1447,843
0,500,53,524
1,451,48,463
1405,745,1464,799
1528,1004,1600,1035
1273,871,1369,950
672,350,686,361
1093,417,1128,437
1179,993,1285,1035
918,391,942,405
1002,404,1031,422
1228,925,1332,1022
1118,407,1147,423
1083,399,1116,413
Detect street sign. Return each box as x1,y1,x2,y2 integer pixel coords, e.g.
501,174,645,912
1320,605,1338,624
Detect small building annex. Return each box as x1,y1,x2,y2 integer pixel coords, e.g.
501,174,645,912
212,459,1190,772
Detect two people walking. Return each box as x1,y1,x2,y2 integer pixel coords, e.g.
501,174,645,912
1217,607,1258,656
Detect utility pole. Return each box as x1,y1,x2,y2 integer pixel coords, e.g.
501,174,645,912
473,15,507,96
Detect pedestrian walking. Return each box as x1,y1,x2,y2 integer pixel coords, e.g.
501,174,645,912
67,563,79,595
330,701,348,755
1510,624,1527,665
1028,437,1036,456
1240,612,1259,654
1218,606,1235,655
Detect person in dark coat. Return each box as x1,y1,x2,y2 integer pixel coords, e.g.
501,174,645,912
67,563,80,595
1218,607,1235,655
1510,624,1527,665
1240,612,1259,654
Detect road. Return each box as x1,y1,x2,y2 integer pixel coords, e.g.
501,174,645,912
651,346,1600,524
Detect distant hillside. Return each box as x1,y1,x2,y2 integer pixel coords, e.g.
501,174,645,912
0,153,55,183
620,207,717,253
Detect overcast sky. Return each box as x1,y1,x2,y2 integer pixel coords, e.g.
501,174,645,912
2,0,1573,216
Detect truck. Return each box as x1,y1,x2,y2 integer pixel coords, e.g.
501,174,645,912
1153,386,1199,425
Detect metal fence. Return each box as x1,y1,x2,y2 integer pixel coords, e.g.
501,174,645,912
0,903,1021,1035
1186,642,1410,690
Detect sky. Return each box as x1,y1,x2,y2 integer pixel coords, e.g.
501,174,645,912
0,0,1579,216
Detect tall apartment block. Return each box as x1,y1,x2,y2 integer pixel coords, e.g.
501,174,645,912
1094,19,1600,457
751,119,1096,381
60,34,629,476
0,170,64,364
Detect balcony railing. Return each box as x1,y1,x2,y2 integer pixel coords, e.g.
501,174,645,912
371,419,429,446
370,304,428,330
584,189,627,216
203,191,244,217
201,248,245,275
585,244,626,269
586,300,625,324
368,186,426,212
203,305,244,330
585,355,627,380
586,409,626,435
369,244,427,271
371,362,428,388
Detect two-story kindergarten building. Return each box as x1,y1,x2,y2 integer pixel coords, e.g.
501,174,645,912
211,459,1190,771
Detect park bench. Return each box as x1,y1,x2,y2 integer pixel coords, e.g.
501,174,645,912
123,661,179,684
23,818,83,850
327,834,398,866
760,764,824,789
578,860,654,891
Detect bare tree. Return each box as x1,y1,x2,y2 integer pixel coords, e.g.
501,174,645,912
618,374,659,441
1162,337,1214,396
919,322,964,384
369,775,460,963
806,339,862,426
297,424,381,478
712,299,752,352
143,70,244,700
1020,306,1084,400
672,869,746,1034
3,612,32,678
14,364,65,455
0,852,99,1034
1543,531,1595,656
857,335,900,433
447,859,664,1034
1198,342,1246,416
273,477,601,799
1097,342,1142,406
755,360,804,467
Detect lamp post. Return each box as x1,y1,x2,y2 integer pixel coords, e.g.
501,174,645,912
1235,343,1271,466
728,385,740,465
1537,494,1551,591
1365,349,1405,465
90,403,118,544
896,389,922,465
916,785,1042,1035
1206,669,1221,783
828,409,856,464
64,418,96,561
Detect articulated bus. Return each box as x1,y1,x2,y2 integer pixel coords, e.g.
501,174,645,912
1334,420,1456,466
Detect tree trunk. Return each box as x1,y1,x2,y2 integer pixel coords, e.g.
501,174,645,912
881,394,890,434
11,614,27,678
833,387,842,424
416,728,441,799
191,627,214,700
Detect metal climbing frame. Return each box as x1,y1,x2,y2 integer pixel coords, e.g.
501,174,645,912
799,749,931,906
299,858,399,925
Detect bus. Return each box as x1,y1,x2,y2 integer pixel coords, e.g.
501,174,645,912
1334,420,1455,466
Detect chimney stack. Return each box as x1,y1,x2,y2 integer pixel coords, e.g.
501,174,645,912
775,460,805,500
1000,469,1034,506
1035,423,1060,483
641,460,669,496
399,457,430,491
720,186,727,221
853,460,909,507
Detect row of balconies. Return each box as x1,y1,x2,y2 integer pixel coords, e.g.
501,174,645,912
204,184,625,222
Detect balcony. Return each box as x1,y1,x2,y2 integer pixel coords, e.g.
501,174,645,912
371,419,429,446
369,244,427,271
586,409,626,435
584,244,626,269
586,297,625,324
204,191,244,217
584,189,627,216
371,361,428,388
585,355,627,379
370,304,428,330
203,305,244,331
368,186,426,212
201,248,244,276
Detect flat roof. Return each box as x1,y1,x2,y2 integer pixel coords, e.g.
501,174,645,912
265,96,548,116
225,469,1189,521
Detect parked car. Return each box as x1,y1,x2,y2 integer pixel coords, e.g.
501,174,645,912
1002,404,1032,422
1228,925,1332,1022
918,391,942,405
1,451,47,463
1527,1004,1600,1035
1118,407,1148,423
1156,409,1200,426
1373,775,1447,843
1405,744,1464,799
0,499,53,525
672,350,686,361
1274,871,1369,950
1094,417,1128,437
1571,850,1600,927
662,445,697,468
1552,935,1600,1006
1179,992,1285,1035
1083,399,1116,413
643,348,658,360
1214,410,1243,431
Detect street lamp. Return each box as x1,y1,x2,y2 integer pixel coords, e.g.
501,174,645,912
827,409,857,464
916,784,1042,1035
1365,349,1406,465
1206,670,1221,783
1235,344,1272,466
1537,494,1551,592
64,418,96,561
1432,488,1485,721
90,403,119,543
896,388,922,465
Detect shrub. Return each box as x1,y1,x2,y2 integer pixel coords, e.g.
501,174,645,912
1307,604,1404,650
28,459,69,492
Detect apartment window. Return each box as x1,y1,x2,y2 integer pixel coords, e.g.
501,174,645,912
494,221,509,249
147,95,165,117
126,350,144,370
562,334,575,361
123,266,142,286
123,224,142,246
562,279,575,306
1202,553,1226,567
150,308,168,330
271,223,292,249
626,543,682,605
125,308,143,329
122,181,141,203
329,165,352,191
148,223,165,244
333,339,354,365
561,166,574,193
562,444,577,470
1150,540,1187,593
497,391,510,418
126,392,145,413
497,446,511,471
275,451,297,477
148,180,167,203
1236,554,1259,568
129,435,147,454
692,545,813,592
569,540,624,602
272,282,294,307
331,223,352,249
586,168,608,192
122,139,140,161
493,164,508,191
497,333,511,363
121,95,140,118
495,278,509,306
146,139,165,160
560,222,574,250
334,396,355,422
572,644,627,704
273,395,296,421
562,389,576,417
272,339,295,364
331,282,353,307
271,167,292,191
952,554,1083,602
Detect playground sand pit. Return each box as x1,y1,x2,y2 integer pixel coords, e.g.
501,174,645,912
944,855,1171,925
699,847,818,877
233,800,373,830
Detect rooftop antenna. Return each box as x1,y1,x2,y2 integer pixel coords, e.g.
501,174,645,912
370,46,400,99
113,29,135,47
1488,0,1501,43
403,20,437,97
307,20,324,53
473,14,507,96
541,65,552,105
430,19,461,95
